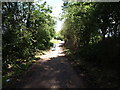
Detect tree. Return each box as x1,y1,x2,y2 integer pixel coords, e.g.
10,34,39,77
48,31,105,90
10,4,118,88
2,2,55,75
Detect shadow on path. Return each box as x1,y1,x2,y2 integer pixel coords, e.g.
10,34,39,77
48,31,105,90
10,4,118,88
15,57,86,88
13,42,86,88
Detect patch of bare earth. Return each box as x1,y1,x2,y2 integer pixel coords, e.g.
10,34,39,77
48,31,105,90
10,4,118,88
14,42,86,88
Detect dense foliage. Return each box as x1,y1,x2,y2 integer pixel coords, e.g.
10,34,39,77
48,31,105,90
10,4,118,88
61,2,120,87
54,31,64,40
2,2,55,76
2,1,120,88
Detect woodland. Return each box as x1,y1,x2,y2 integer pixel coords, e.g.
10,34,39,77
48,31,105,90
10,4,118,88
2,1,120,88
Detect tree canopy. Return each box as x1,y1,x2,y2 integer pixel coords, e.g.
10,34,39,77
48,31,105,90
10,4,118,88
2,2,55,75
61,2,120,50
61,2,120,87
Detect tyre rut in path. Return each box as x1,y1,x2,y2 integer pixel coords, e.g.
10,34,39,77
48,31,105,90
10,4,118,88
16,42,86,88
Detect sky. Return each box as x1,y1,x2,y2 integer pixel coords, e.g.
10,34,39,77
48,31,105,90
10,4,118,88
34,0,64,32
47,0,64,32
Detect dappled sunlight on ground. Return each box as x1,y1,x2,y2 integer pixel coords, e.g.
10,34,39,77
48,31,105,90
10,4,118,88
22,56,85,88
40,41,65,61
14,41,86,88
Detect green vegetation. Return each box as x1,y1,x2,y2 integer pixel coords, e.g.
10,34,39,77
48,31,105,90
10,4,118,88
2,1,120,88
2,2,55,87
61,2,120,88
54,31,64,41
50,39,60,44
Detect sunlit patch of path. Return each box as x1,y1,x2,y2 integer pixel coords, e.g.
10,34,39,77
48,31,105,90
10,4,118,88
16,41,86,88
40,42,65,60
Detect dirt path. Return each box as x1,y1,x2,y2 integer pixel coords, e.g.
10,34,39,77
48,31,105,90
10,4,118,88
15,41,86,88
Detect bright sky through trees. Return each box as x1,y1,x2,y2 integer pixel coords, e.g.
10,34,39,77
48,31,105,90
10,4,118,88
34,0,64,32
45,0,64,32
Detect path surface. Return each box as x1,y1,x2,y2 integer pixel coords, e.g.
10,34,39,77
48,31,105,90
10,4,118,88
16,41,86,88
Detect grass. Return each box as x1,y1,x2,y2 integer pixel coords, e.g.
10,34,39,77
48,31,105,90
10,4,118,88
50,39,61,44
